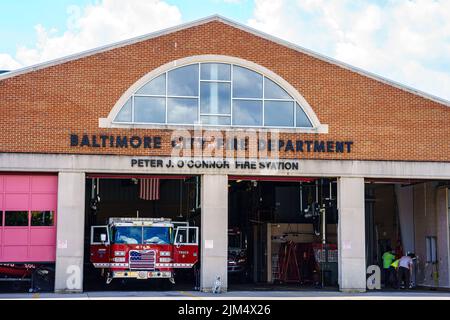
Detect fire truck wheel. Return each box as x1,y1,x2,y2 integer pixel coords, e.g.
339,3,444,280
11,282,22,292
106,278,127,291
160,279,175,291
239,271,249,283
118,279,128,287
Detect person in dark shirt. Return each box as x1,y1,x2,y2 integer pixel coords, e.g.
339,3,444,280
398,252,416,289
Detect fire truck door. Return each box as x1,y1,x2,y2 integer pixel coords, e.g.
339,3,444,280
90,226,110,265
173,227,199,267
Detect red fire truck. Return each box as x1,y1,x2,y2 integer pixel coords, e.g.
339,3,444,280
90,218,199,285
227,227,248,277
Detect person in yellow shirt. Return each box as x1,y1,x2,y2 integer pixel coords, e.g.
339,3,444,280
381,247,396,288
391,259,399,268
390,257,400,288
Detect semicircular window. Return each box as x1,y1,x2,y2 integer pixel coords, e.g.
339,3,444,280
114,63,313,128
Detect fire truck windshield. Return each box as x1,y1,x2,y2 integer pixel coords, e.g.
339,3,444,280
143,227,172,244
228,234,242,249
113,226,142,244
112,226,173,245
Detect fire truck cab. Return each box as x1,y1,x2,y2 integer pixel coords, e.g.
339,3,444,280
90,217,198,285
228,227,248,277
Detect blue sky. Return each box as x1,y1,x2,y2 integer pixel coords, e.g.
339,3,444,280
0,0,253,54
0,0,91,53
1,0,449,102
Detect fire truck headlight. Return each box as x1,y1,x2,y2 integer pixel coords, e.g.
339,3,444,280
159,258,172,263
160,251,171,257
114,251,126,257
113,257,126,262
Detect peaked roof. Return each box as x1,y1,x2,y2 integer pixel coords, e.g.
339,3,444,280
0,14,449,107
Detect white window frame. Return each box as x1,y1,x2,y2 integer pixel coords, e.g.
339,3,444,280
90,225,110,245
426,236,437,263
99,55,328,133
174,226,199,246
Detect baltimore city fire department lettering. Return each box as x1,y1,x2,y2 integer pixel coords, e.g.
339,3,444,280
70,134,354,154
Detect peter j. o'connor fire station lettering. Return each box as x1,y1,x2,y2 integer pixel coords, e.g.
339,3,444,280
131,158,300,171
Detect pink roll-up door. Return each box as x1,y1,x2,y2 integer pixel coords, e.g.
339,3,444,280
0,174,57,263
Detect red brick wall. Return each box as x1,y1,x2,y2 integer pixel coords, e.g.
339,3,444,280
0,20,449,162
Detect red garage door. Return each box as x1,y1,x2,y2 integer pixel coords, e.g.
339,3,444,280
0,174,57,263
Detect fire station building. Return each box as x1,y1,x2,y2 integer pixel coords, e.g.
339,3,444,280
1,15,450,293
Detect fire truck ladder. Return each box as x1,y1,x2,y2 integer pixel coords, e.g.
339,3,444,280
279,241,301,283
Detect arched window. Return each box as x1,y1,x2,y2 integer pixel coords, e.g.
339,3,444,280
102,57,327,132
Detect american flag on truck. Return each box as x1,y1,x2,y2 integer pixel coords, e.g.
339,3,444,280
129,250,156,270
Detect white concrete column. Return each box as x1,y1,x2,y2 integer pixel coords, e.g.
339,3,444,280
200,174,228,292
436,187,450,288
337,177,366,292
55,172,85,293
395,185,415,254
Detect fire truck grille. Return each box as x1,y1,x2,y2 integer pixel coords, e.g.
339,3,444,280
129,250,156,270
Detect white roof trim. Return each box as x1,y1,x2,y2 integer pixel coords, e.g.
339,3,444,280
1,14,449,107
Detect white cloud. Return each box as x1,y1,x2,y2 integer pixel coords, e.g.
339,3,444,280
0,53,21,70
248,0,450,101
3,0,182,70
